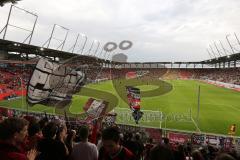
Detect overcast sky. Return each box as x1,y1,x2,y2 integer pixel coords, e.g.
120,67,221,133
1,0,240,62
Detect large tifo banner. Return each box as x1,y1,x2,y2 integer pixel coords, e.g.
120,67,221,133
27,58,86,108
126,86,143,124
83,98,108,122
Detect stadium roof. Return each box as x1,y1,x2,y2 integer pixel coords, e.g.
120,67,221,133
0,39,110,64
0,39,239,66
200,53,240,64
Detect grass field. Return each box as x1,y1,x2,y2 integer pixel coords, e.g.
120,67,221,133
0,79,240,136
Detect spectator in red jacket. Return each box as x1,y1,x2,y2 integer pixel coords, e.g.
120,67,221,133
0,117,37,160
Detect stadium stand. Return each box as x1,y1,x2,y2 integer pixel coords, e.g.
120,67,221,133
0,108,239,160
0,3,240,159
193,68,240,85
0,62,239,101
0,60,239,160
0,64,33,100
159,68,240,86
162,69,179,80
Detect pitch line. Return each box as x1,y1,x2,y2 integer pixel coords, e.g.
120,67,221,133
191,117,201,132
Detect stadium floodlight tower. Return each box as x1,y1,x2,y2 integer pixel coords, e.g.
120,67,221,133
74,33,88,54
87,39,99,56
96,46,105,58
80,34,88,54
68,33,88,54
68,33,80,53
219,40,229,56
226,34,235,54
234,32,240,46
93,40,100,57
42,24,69,51
0,5,38,44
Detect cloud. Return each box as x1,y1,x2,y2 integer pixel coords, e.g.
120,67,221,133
0,0,240,62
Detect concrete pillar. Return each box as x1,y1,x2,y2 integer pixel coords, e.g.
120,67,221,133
234,60,236,68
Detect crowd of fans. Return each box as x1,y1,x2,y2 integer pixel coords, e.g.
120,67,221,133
0,63,239,159
0,114,239,160
99,67,240,86
0,64,33,100
0,66,32,89
192,68,240,85
163,68,240,85
0,63,239,98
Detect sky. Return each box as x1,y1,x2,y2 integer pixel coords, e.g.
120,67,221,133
1,0,240,62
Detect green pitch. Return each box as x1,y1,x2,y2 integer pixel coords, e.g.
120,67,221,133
0,79,240,136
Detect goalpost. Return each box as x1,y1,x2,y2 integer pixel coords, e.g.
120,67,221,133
114,107,197,131
114,107,163,128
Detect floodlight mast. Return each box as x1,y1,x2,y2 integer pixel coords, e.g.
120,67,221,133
234,33,240,46
93,41,100,56
68,33,80,53
46,24,56,48
74,34,88,54
97,46,104,58
2,5,38,44
43,24,69,50
219,40,228,56
80,34,88,54
214,42,222,57
209,45,217,59
226,34,235,54
87,40,94,55
206,49,213,59
3,5,13,40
